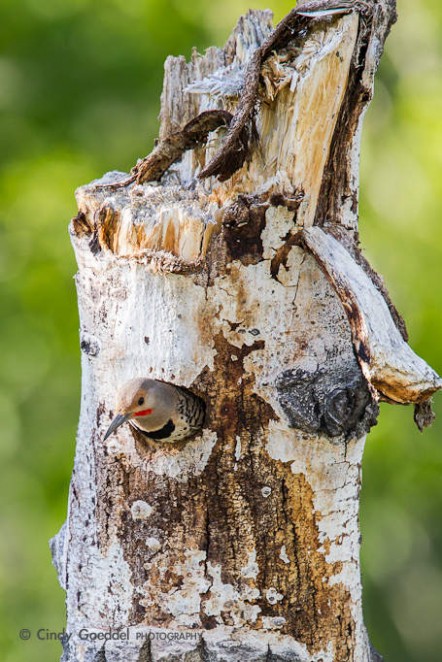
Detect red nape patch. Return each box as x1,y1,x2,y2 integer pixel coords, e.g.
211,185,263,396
134,408,153,417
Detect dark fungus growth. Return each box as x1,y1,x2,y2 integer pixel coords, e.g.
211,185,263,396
80,333,101,357
222,195,268,265
276,362,379,440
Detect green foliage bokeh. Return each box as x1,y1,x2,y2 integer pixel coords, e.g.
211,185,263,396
0,1,440,661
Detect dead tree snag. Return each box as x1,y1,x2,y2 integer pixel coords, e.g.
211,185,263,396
52,2,440,661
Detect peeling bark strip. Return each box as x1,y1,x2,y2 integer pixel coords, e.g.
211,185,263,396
54,2,441,662
303,227,442,404
103,110,248,188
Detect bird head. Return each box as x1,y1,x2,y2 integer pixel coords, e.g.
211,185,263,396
104,378,157,440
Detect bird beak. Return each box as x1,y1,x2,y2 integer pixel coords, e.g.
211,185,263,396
104,413,130,440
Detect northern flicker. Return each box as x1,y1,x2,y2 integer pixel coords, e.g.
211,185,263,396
104,378,205,443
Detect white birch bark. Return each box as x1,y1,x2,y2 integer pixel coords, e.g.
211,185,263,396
51,2,440,661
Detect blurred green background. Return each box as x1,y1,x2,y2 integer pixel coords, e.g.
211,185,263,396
0,1,441,660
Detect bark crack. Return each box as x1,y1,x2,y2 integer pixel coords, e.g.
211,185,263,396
137,639,153,662
93,646,107,662
197,636,211,662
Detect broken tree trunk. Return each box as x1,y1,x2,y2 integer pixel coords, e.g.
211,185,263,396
52,2,441,661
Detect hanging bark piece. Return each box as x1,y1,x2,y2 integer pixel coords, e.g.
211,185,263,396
303,226,442,404
52,2,440,662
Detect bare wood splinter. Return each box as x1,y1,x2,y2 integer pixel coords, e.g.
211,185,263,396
103,0,375,189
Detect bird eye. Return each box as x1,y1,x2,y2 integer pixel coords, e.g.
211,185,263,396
138,397,145,406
